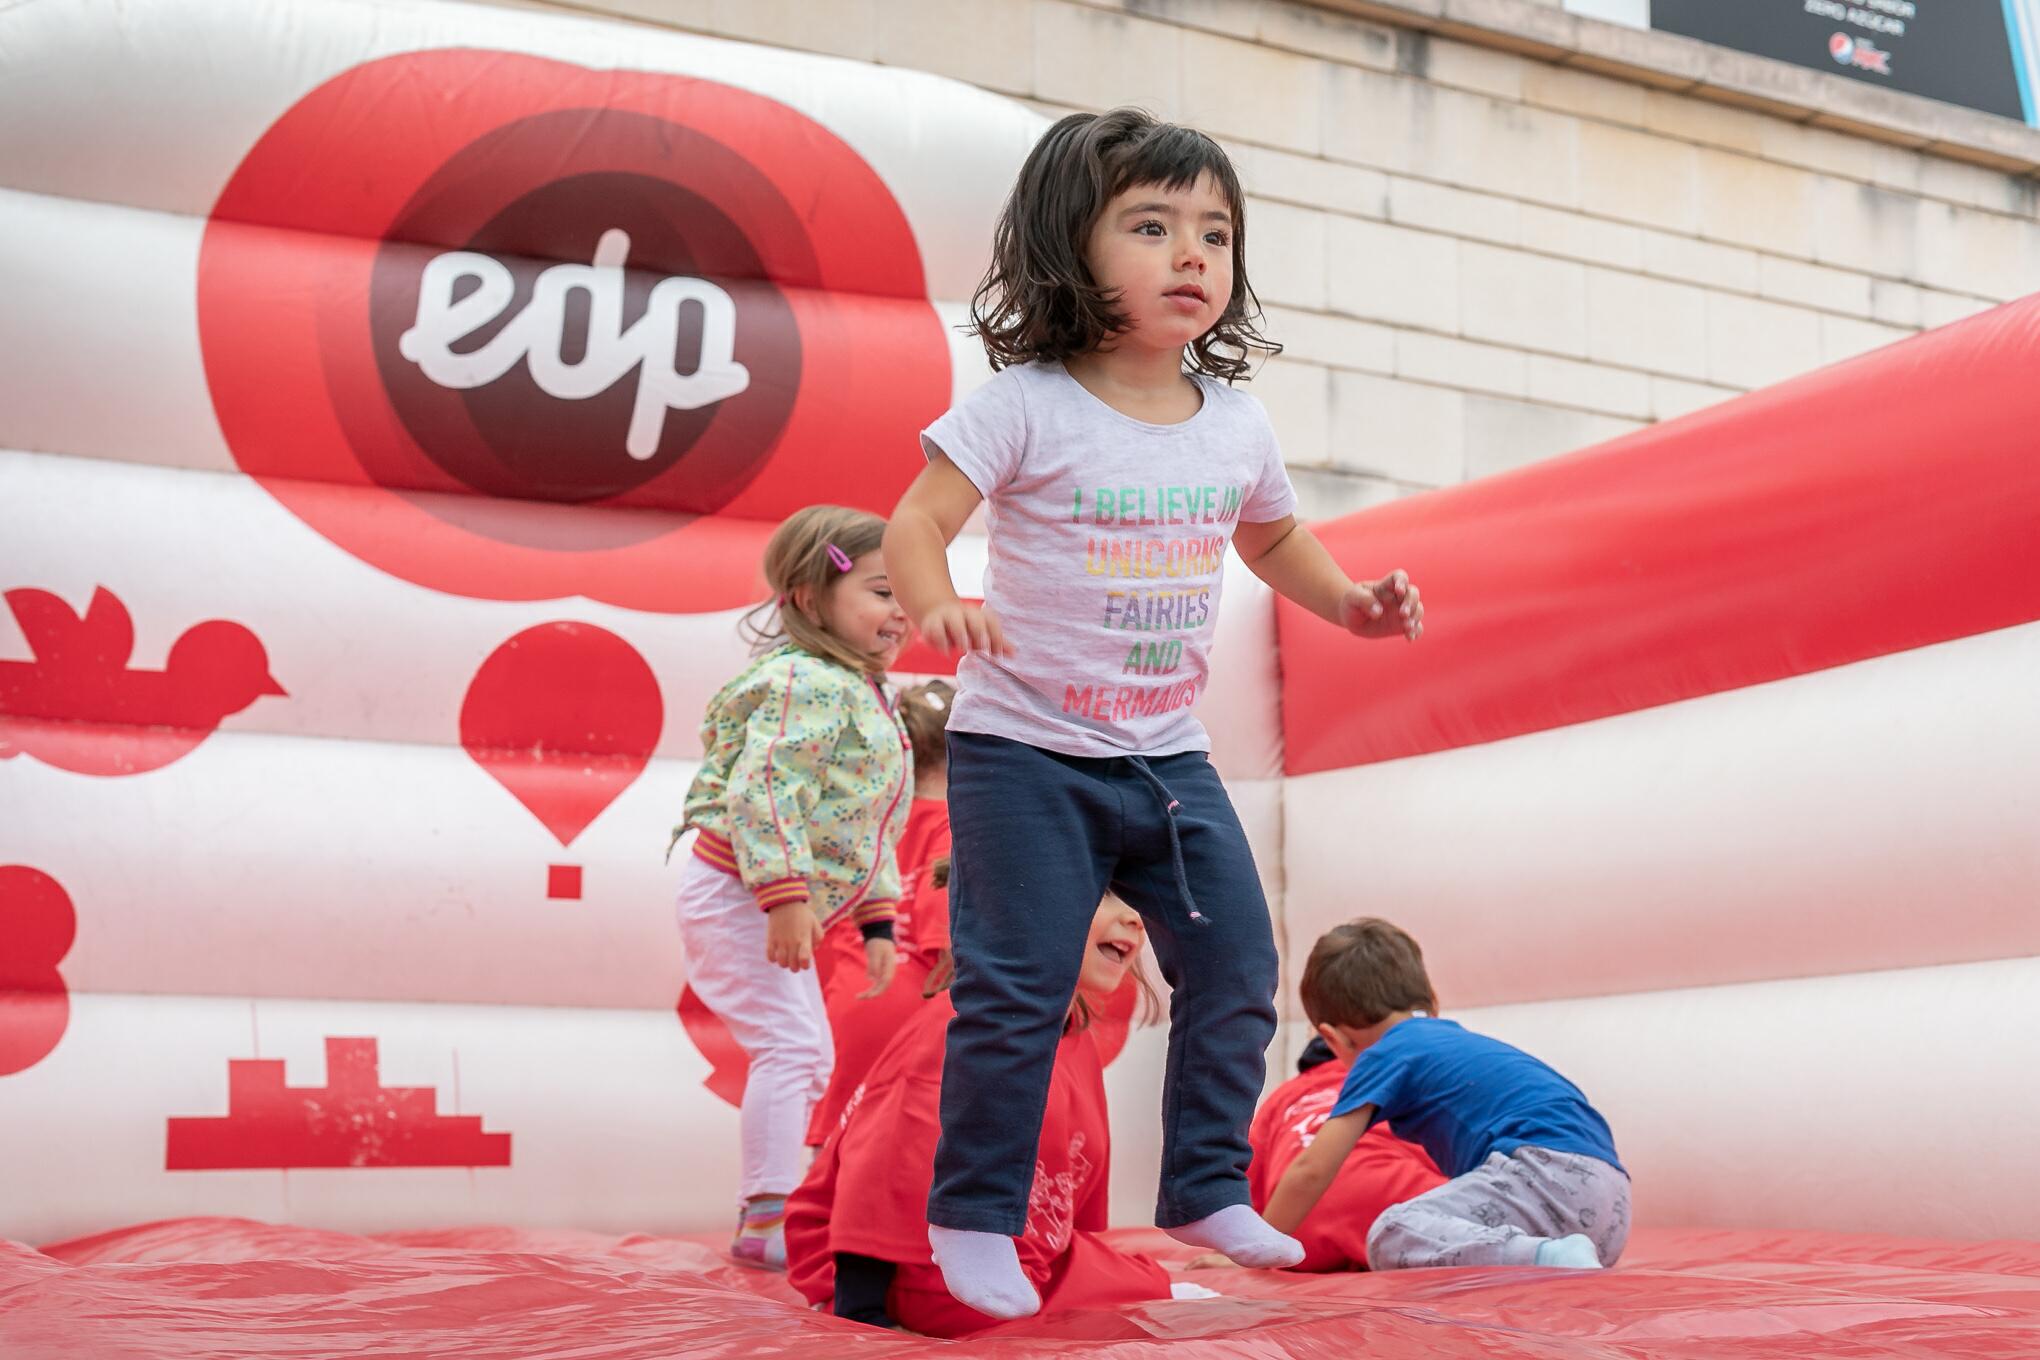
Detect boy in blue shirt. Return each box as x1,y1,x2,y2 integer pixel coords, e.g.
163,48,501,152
1262,919,1628,1270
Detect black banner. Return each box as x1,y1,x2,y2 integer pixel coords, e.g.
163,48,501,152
1650,0,2027,121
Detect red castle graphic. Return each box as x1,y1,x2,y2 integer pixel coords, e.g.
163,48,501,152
0,586,285,776
166,1037,510,1170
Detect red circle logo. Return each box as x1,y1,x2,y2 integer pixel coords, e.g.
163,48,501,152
199,51,950,612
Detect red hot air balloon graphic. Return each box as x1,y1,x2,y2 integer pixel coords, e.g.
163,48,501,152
459,623,663,899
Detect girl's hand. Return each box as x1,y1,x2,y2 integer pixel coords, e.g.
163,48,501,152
765,902,824,971
917,601,1012,657
921,948,955,998
857,936,898,998
1340,570,1423,642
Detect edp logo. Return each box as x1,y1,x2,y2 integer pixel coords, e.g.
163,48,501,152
398,228,751,459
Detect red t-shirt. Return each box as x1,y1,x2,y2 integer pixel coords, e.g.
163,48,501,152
786,995,1171,1336
1248,1059,1448,1272
892,797,951,909
900,857,951,967
808,798,952,1144
892,796,951,962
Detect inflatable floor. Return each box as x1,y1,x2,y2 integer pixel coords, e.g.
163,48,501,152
8,1219,2040,1357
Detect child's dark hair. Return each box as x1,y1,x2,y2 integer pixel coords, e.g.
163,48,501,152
739,505,888,674
895,680,954,780
1298,918,1439,1030
969,108,1280,382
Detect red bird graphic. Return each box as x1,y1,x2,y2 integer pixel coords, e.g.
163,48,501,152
0,587,286,776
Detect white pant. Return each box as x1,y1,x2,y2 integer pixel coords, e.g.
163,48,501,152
1366,1147,1631,1269
675,855,832,1199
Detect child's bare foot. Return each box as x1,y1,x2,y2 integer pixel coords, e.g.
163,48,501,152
1183,1251,1241,1270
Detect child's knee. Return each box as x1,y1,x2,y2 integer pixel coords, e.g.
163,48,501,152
1363,1206,1409,1270
751,1038,830,1085
1178,931,1278,1004
950,947,1087,1018
1240,934,1280,997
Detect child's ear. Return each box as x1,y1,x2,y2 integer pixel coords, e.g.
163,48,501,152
789,583,815,618
1314,1022,1346,1054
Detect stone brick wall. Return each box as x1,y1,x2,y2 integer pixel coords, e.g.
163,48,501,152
499,0,2040,518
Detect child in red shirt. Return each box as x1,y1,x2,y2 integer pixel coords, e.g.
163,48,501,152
785,898,1182,1336
1242,1037,1446,1271
809,681,955,1144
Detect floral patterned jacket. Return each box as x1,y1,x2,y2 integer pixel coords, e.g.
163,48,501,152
677,645,910,931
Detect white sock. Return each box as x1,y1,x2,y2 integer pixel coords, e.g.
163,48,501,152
1163,1204,1304,1268
927,1225,1041,1319
1533,1233,1603,1269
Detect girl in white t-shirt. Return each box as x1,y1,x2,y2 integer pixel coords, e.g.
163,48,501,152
884,108,1425,1319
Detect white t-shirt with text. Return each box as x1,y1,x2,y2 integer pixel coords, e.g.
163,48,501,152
921,360,1297,758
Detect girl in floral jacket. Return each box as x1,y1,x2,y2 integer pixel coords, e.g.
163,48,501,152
673,505,913,1269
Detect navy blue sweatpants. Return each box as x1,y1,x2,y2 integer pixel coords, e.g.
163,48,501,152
927,731,1279,1235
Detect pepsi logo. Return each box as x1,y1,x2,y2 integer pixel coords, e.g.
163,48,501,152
1827,31,1892,75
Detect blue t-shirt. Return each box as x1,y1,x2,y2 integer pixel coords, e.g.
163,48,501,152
1330,1017,1624,1178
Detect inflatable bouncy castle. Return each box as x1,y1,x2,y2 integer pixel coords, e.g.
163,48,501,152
4,1,2039,1354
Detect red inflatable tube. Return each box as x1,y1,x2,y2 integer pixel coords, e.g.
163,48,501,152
1279,294,2040,776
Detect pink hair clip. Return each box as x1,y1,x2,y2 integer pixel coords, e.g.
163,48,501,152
825,542,854,572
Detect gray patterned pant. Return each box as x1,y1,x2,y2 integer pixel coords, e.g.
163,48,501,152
1365,1146,1630,1269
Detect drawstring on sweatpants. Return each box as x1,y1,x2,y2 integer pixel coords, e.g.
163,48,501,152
1125,755,1210,927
